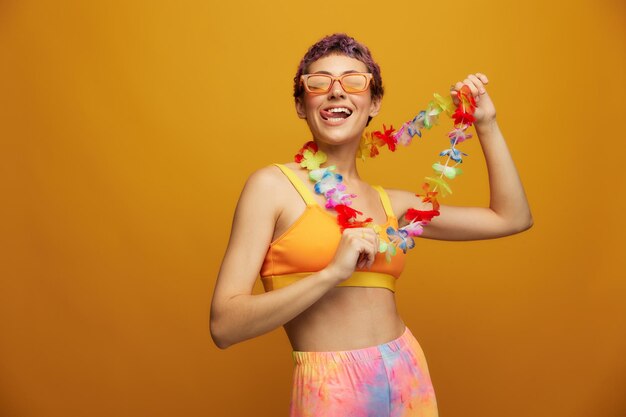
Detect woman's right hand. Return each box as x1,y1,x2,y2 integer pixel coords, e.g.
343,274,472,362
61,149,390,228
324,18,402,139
325,227,380,282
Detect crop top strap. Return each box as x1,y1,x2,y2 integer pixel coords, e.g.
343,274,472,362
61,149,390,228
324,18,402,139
273,163,318,206
372,185,396,219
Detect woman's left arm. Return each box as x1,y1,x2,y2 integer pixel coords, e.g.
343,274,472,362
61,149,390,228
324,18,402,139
395,73,533,241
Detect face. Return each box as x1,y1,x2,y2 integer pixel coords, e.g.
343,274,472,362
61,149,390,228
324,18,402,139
295,54,381,145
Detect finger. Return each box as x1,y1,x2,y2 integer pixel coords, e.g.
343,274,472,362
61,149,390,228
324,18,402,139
372,234,380,268
463,77,480,97
357,248,368,268
358,248,370,270
357,227,375,241
364,229,379,254
354,228,379,269
453,80,465,94
352,235,373,266
366,244,377,269
450,83,462,106
467,74,486,94
475,72,489,84
450,93,459,107
359,235,376,268
350,228,368,242
362,232,378,269
367,247,378,269
357,254,366,269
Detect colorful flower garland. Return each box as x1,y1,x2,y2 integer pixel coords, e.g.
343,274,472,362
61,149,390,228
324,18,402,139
294,85,477,262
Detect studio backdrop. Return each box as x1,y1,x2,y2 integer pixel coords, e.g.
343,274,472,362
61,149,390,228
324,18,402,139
0,1,624,416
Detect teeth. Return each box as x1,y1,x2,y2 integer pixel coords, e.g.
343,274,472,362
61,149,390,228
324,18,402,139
328,107,352,115
328,117,344,122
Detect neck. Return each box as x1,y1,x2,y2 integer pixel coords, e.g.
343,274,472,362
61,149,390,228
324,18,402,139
314,139,361,181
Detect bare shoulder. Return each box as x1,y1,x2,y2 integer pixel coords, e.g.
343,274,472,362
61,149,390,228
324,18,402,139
240,164,288,200
239,163,296,211
244,164,284,189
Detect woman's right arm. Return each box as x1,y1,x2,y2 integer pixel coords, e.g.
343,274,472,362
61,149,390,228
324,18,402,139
209,166,378,349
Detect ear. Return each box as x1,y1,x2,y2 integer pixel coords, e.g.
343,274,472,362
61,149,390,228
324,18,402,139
295,97,307,119
369,97,382,118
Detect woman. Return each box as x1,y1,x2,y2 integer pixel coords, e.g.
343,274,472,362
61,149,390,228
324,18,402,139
210,33,532,417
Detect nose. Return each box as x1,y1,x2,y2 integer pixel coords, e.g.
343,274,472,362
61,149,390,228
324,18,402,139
329,79,346,98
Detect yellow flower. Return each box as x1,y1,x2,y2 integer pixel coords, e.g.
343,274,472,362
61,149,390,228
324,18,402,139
433,93,455,116
300,148,327,170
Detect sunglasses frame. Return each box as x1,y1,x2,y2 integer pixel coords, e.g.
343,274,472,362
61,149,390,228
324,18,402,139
300,72,373,94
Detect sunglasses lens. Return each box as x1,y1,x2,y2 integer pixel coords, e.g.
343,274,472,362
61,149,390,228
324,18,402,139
342,74,368,92
305,75,332,93
303,74,370,93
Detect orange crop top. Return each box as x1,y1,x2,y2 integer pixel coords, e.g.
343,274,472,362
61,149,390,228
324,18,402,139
260,163,406,292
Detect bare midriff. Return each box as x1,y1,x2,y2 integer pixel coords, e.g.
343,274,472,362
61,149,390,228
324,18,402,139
284,285,406,352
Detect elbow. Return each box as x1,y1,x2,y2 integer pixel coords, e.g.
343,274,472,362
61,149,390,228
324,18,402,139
525,214,534,230
509,212,534,235
209,315,233,350
490,210,533,238
210,294,251,350
519,208,534,232
210,333,228,351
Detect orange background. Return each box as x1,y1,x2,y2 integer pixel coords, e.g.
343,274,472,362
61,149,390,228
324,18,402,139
1,1,624,416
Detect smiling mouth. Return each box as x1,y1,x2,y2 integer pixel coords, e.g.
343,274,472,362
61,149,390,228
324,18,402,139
320,107,353,121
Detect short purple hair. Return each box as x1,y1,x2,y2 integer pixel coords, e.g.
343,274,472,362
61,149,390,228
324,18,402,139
293,33,384,103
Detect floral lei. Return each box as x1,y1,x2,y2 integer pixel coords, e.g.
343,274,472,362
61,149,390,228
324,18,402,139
294,85,477,262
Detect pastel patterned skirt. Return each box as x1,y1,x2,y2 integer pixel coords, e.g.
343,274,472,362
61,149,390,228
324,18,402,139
289,326,438,417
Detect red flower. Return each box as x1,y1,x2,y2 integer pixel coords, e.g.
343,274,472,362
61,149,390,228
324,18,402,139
458,85,477,113
452,85,477,126
335,205,373,231
294,141,318,163
372,124,397,152
336,204,361,218
405,209,440,222
452,108,476,126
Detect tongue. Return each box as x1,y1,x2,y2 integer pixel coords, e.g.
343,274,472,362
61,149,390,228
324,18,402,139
321,109,349,119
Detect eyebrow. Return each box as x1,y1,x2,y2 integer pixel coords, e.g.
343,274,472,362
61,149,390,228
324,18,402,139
311,70,361,75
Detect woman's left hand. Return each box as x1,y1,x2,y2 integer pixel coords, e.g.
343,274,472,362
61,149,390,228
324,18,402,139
451,73,496,128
